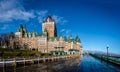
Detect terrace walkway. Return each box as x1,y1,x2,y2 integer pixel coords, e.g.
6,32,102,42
90,53,120,65
0,54,79,68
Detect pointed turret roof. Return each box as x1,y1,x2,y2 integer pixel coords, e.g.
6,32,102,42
43,15,54,23
75,35,81,43
17,24,23,32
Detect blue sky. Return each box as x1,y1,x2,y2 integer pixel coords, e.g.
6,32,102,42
0,0,120,54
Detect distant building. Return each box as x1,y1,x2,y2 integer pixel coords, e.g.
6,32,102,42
10,15,82,55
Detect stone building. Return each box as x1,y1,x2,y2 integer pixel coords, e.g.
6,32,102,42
11,15,82,55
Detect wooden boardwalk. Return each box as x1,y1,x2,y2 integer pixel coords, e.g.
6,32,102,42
0,54,80,68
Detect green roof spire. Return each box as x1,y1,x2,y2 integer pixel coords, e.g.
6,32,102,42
75,35,81,43
68,34,72,39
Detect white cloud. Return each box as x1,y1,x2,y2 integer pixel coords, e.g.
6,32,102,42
0,0,68,33
0,0,68,25
60,29,71,35
66,29,71,34
37,10,48,23
37,10,48,16
52,15,68,25
0,0,35,22
60,29,65,32
1,10,35,21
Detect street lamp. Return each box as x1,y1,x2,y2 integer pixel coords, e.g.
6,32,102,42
106,45,109,61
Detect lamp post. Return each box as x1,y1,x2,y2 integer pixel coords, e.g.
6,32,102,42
106,45,109,61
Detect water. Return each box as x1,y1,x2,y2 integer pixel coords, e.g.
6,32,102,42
79,55,120,72
0,55,120,72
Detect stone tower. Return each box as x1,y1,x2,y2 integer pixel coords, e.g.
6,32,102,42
42,15,57,37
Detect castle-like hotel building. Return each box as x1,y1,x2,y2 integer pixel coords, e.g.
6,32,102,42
11,16,82,55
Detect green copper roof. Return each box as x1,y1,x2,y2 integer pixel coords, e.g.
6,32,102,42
75,35,81,43
48,37,55,41
67,39,74,43
68,34,72,39
48,37,60,41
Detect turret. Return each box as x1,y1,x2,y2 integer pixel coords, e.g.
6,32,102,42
75,35,81,43
16,24,27,37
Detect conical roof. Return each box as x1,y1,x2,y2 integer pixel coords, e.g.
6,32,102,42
43,15,54,22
